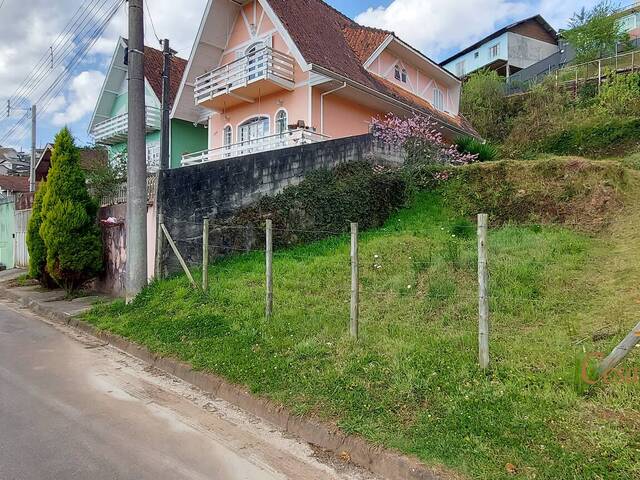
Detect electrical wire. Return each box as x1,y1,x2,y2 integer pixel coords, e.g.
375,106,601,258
144,0,162,45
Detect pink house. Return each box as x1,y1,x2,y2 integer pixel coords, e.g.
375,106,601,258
173,0,478,166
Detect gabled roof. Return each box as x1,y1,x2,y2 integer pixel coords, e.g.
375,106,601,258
0,175,29,193
88,38,188,133
440,15,558,66
267,0,473,135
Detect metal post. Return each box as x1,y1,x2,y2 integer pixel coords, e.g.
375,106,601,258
126,0,147,302
30,105,36,192
350,222,359,340
202,217,209,291
160,39,171,171
477,214,489,370
265,219,273,319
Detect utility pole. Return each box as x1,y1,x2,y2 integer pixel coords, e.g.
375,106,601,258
30,105,36,192
160,38,171,171
126,0,147,302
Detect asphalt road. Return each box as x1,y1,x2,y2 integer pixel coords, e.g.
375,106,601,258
0,301,374,480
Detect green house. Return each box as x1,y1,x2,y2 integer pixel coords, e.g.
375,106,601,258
88,37,207,169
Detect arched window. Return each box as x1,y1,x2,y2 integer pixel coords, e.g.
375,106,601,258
246,41,266,81
394,65,401,81
223,125,232,146
275,110,288,135
238,116,270,145
401,68,408,83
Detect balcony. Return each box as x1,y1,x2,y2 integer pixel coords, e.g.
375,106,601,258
91,107,161,146
181,129,328,167
194,47,295,110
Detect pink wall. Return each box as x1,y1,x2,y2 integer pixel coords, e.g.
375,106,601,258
375,50,452,113
312,89,377,138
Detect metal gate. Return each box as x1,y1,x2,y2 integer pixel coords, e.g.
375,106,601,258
0,200,15,269
14,209,31,268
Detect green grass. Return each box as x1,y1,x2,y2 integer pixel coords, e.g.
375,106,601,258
85,168,640,479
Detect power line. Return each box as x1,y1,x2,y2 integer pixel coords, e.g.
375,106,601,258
1,0,124,146
144,0,162,45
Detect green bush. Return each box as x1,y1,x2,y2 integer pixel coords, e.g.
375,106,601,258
460,69,508,141
234,161,407,247
26,181,55,287
541,117,640,157
40,128,103,293
455,136,498,162
597,72,640,117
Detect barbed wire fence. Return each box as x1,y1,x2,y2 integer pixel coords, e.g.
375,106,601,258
154,213,503,367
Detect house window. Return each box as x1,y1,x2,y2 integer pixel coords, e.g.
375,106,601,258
238,116,270,145
433,88,444,111
146,142,160,171
455,61,465,77
275,110,288,135
246,41,267,81
489,44,500,58
223,125,232,146
394,65,401,80
474,51,479,59
401,68,408,83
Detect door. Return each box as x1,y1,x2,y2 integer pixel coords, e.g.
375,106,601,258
238,117,270,154
245,42,266,81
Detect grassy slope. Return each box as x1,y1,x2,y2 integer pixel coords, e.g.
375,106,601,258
85,159,640,480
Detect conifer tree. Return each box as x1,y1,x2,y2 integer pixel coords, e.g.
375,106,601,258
40,127,103,292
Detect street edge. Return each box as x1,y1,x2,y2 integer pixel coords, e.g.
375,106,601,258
0,285,451,480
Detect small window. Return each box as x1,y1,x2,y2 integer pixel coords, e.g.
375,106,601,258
394,65,401,80
275,110,288,135
401,68,408,83
489,44,499,58
433,88,444,111
474,51,479,59
455,61,465,77
223,125,232,146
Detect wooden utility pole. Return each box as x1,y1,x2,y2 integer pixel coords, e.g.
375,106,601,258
477,214,490,370
126,0,147,302
154,213,164,280
350,222,359,340
265,219,273,319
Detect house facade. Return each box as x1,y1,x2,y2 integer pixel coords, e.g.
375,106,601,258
89,38,208,169
173,0,477,167
619,3,640,39
441,15,559,78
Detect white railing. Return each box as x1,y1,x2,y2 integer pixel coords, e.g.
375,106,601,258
194,47,295,105
92,107,161,144
99,174,158,207
181,129,329,166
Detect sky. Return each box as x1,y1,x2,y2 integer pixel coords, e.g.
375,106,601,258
0,0,601,152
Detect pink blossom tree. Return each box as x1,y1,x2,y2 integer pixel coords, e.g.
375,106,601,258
371,113,477,166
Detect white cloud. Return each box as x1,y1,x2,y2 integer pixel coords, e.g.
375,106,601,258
354,0,601,61
51,70,105,127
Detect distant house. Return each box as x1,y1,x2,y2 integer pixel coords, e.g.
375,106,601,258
35,144,108,182
441,15,559,78
0,147,31,176
0,175,29,197
88,38,208,169
618,2,640,39
172,0,477,167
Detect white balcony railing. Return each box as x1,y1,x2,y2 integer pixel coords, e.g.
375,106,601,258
194,47,295,106
91,107,161,145
181,129,329,167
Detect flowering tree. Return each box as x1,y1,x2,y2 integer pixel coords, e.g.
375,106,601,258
371,113,477,166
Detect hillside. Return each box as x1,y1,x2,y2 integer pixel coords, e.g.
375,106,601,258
85,158,640,479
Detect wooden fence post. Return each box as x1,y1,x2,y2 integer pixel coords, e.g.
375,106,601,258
160,223,198,289
154,213,164,280
265,219,273,319
598,320,640,376
202,217,209,291
477,214,490,370
350,222,359,340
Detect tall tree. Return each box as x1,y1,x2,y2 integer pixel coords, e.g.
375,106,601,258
40,127,103,293
564,0,630,63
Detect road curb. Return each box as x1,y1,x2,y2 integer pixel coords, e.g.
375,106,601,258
0,284,450,480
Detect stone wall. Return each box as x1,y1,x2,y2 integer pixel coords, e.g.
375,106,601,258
157,134,401,273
